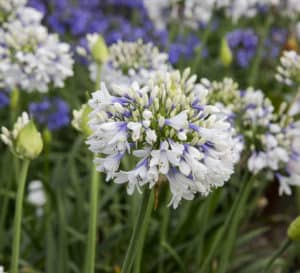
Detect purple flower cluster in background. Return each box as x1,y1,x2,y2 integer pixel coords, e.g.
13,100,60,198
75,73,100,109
168,34,203,65
264,28,287,59
227,29,258,68
0,92,9,109
29,97,70,131
28,0,203,65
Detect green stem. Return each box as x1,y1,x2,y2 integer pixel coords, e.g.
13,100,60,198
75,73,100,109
198,173,252,273
95,62,102,90
133,191,154,273
217,175,256,273
248,15,273,86
121,190,153,273
158,191,171,273
10,159,30,273
262,239,292,273
84,163,100,273
192,21,211,74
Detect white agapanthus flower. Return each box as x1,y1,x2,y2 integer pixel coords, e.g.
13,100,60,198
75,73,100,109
200,78,286,174
0,5,74,93
276,50,300,86
27,180,46,216
89,39,169,88
87,68,239,208
0,265,5,273
27,180,46,207
0,0,26,18
144,0,228,30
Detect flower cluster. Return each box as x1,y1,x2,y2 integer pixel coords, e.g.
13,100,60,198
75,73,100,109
87,69,240,208
89,39,169,87
0,0,74,93
200,77,300,194
276,50,300,86
226,29,258,68
29,97,70,131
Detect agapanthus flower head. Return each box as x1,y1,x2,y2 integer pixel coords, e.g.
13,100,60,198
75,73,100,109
90,39,169,87
276,50,300,86
29,97,70,131
0,6,74,93
144,0,228,30
226,29,258,68
87,68,239,208
0,265,5,273
1,112,43,159
200,77,285,174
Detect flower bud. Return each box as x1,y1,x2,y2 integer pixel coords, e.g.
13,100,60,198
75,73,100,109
90,35,109,64
16,121,43,160
288,216,300,241
72,104,92,137
220,37,232,67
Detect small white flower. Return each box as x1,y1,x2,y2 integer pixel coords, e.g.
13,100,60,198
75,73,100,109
27,180,46,207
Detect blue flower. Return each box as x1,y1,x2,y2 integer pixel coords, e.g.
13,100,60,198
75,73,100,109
29,97,70,131
227,29,258,68
0,91,9,109
264,28,287,59
168,34,201,65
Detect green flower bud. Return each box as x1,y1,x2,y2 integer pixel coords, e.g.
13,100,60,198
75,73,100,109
72,104,92,137
91,35,109,64
16,121,43,160
220,37,232,67
288,216,300,241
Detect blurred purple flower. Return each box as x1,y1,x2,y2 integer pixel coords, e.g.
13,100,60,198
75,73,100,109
29,97,70,131
0,92,9,109
227,29,258,68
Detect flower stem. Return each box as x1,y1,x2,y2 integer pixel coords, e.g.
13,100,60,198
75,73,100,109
217,175,256,273
262,239,292,273
121,190,153,273
10,159,30,273
133,191,154,273
198,172,252,273
248,14,273,86
84,163,100,273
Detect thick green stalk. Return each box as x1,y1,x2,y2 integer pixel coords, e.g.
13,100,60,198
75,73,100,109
84,163,100,273
133,191,154,273
121,190,153,273
217,175,256,273
262,239,292,273
10,159,30,273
